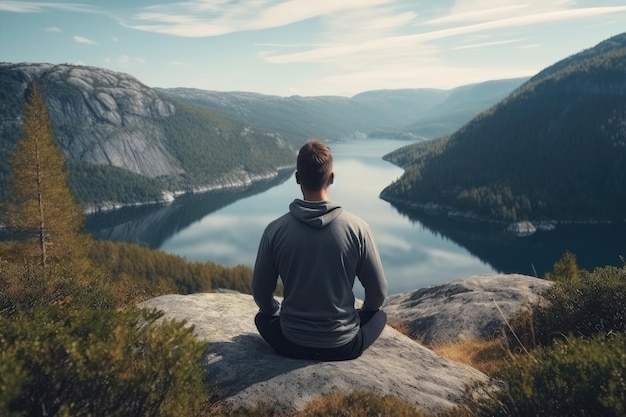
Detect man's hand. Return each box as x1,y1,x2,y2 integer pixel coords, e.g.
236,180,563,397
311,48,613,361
272,303,281,316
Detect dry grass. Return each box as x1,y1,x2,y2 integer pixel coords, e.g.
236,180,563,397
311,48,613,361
213,392,433,417
294,391,430,417
387,318,412,337
386,318,510,376
431,337,510,375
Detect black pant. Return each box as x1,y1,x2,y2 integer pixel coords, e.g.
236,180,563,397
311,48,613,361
254,309,387,361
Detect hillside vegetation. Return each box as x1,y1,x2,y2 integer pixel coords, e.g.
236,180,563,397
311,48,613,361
402,77,528,139
156,87,449,144
381,33,626,222
157,78,524,144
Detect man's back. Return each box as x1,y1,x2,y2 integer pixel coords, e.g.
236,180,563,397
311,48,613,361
253,199,386,348
252,139,387,360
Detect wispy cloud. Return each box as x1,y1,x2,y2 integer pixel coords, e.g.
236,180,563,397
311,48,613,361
170,61,192,67
0,1,98,13
0,1,44,12
44,26,62,32
104,55,145,65
264,5,626,64
124,0,394,37
425,5,530,25
74,35,97,45
452,38,522,50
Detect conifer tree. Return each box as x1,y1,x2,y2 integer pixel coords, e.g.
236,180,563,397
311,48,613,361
2,82,89,269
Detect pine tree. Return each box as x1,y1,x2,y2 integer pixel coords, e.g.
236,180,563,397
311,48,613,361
545,251,580,284
2,82,89,270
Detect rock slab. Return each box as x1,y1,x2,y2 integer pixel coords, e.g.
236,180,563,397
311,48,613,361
384,274,554,346
140,292,486,415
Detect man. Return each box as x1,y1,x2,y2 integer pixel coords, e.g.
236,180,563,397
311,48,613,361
252,139,388,361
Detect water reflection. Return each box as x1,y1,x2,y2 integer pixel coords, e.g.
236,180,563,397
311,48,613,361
390,204,626,277
85,170,293,249
83,138,626,295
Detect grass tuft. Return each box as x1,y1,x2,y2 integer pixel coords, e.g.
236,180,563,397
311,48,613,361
432,337,510,375
295,391,429,417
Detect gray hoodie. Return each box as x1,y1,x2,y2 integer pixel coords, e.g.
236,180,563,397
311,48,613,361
252,199,388,348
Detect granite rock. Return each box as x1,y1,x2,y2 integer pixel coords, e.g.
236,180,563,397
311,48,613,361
383,274,553,346
140,291,486,415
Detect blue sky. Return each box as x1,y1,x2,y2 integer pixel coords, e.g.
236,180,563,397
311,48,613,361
1,0,625,97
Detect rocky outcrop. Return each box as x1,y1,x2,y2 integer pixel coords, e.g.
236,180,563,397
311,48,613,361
2,63,180,178
505,221,537,236
139,291,486,415
383,274,554,346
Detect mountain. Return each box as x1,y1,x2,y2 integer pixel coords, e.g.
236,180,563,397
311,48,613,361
381,32,626,223
156,87,449,144
157,79,524,145
0,63,296,209
401,77,529,139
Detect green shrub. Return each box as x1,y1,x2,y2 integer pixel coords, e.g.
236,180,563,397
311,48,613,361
508,260,626,349
543,250,580,284
487,333,626,417
88,240,255,305
0,258,116,313
0,305,211,417
547,266,623,343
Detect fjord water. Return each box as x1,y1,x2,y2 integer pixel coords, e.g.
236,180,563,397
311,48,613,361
87,138,626,295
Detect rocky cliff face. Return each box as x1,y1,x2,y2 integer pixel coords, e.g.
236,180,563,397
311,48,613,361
1,63,180,178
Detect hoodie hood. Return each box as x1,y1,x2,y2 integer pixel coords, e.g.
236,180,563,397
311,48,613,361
289,199,343,229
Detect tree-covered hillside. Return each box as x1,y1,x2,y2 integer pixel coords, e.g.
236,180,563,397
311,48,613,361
402,77,528,139
0,63,296,208
157,80,524,145
156,87,451,144
381,33,626,222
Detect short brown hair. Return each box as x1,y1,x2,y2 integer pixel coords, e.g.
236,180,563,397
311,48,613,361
296,139,333,191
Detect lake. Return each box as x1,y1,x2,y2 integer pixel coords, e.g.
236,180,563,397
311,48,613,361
86,138,626,296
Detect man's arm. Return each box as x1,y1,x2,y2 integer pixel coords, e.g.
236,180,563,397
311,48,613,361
357,228,388,311
251,229,281,315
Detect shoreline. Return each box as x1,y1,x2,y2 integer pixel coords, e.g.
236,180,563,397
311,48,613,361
379,193,619,236
84,165,295,215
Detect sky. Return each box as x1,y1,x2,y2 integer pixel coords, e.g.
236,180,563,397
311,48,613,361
1,1,625,97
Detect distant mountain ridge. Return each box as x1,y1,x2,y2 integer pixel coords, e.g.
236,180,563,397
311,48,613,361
157,78,526,144
0,63,296,209
381,32,626,223
155,87,448,144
